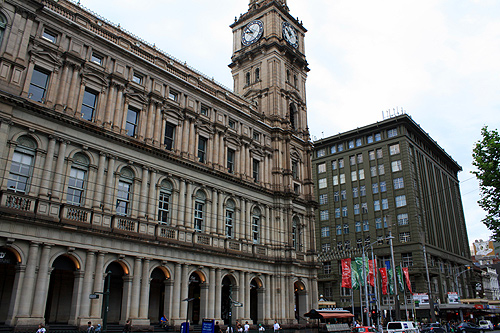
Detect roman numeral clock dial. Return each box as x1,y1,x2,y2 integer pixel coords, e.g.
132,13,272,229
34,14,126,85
282,21,298,48
241,20,264,46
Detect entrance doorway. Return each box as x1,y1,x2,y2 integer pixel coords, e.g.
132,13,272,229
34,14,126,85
45,256,76,323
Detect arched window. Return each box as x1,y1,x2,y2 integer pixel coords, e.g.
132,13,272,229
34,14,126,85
67,153,89,206
293,74,297,88
255,68,260,82
158,180,173,224
7,136,37,193
246,72,251,86
194,190,206,232
292,216,302,251
116,168,134,216
252,207,261,244
0,14,6,47
286,69,290,82
290,104,297,130
225,199,235,238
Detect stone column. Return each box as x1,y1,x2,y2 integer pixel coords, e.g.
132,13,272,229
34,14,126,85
5,265,26,326
211,189,218,234
129,258,142,319
139,259,151,319
244,272,250,321
90,253,105,318
55,63,69,106
103,84,116,128
66,65,81,112
181,118,189,157
122,276,133,322
145,101,155,142
16,14,33,62
235,198,241,239
93,153,107,209
217,191,223,235
30,244,52,319
179,264,189,321
80,251,96,318
113,86,124,131
219,133,225,171
139,167,149,219
215,268,222,321
39,136,56,197
51,139,68,200
185,182,193,230
153,103,162,145
177,179,186,228
17,242,40,318
171,263,182,321
208,267,216,319
103,156,116,212
265,206,270,246
188,120,196,159
265,274,271,321
213,132,219,168
4,11,22,57
148,170,157,219
246,199,251,242
238,271,245,321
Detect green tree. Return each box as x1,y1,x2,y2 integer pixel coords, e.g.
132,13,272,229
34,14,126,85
472,126,500,240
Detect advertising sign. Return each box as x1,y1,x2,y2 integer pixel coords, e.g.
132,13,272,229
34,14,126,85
413,293,429,305
447,292,460,304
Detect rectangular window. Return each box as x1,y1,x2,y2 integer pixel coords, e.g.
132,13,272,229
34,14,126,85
67,167,86,205
361,202,368,213
342,206,348,217
340,174,345,184
345,240,350,250
343,224,349,234
164,123,176,151
357,154,363,163
252,215,259,243
28,67,50,103
375,133,381,141
331,160,337,170
332,175,338,186
399,232,411,243
402,253,413,267
375,218,382,229
351,171,357,181
378,164,385,175
318,163,326,173
374,200,380,211
376,148,383,158
396,195,407,207
339,158,344,168
392,160,402,172
227,148,235,173
194,201,204,231
394,177,404,189
319,194,328,205
349,140,355,149
397,213,409,225
387,128,398,138
363,220,369,232
197,137,208,163
367,135,373,143
369,150,375,160
253,131,261,141
338,144,344,152
200,104,209,116
319,178,327,189
158,191,170,224
132,73,143,84
225,209,234,238
322,243,331,252
42,29,57,43
252,159,260,182
349,155,355,166
382,198,389,210
292,160,299,180
370,166,377,177
125,107,139,137
356,138,362,147
372,183,379,194
81,88,98,121
380,181,387,192
330,145,336,154
336,225,342,235
354,204,360,215
353,187,358,198
7,152,33,193
317,149,326,157
323,262,332,274
390,144,400,155
91,52,103,65
116,181,131,216
360,185,366,196
320,210,329,221
334,191,339,202
341,190,347,200
359,169,365,180
335,208,341,218
321,227,330,237
355,222,361,232
168,89,179,101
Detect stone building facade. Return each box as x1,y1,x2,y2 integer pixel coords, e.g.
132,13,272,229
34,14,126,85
312,115,472,320
0,0,317,329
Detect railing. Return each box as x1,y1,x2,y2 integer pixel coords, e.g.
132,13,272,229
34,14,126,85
1,191,34,212
63,205,91,224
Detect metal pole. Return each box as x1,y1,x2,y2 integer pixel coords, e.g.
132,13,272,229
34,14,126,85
103,272,111,333
362,250,370,326
388,230,401,320
371,247,381,330
422,240,436,322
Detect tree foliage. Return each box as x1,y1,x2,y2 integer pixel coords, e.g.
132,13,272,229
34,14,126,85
472,126,500,240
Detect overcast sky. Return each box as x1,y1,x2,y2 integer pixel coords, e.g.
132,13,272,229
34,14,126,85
79,0,500,245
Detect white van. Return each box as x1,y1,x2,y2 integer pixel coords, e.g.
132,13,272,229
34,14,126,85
387,321,420,333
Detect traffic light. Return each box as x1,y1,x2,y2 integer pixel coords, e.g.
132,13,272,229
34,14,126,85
371,309,378,321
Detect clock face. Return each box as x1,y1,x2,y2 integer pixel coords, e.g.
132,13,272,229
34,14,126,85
282,22,298,48
242,20,264,46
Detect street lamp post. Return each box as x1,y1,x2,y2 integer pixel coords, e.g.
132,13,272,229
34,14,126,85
362,240,381,327
387,231,401,320
454,266,471,322
182,298,195,333
420,232,436,323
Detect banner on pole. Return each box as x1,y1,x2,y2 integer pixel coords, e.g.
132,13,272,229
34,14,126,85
402,267,412,293
341,258,352,289
368,259,377,287
380,267,388,295
396,266,405,292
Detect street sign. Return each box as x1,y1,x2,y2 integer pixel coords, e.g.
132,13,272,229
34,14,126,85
89,294,99,299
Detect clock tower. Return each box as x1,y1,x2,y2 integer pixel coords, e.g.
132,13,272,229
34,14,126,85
229,0,310,140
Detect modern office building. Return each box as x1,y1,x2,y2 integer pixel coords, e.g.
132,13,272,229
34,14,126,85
0,0,318,329
312,114,473,321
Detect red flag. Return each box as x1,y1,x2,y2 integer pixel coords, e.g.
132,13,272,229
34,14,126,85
402,267,412,293
341,258,352,289
368,259,377,287
379,267,388,295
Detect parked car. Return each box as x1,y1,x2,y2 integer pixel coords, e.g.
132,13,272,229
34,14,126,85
352,327,378,333
421,323,446,333
456,322,485,333
387,322,419,333
478,320,494,331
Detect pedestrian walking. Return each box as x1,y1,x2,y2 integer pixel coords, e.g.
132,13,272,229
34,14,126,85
259,324,265,331
87,321,95,333
95,324,101,333
123,319,131,333
244,322,249,333
214,321,221,333
36,324,46,333
226,325,234,333
273,321,280,332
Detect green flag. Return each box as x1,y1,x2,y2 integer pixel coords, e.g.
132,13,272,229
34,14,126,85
355,257,367,287
351,260,360,290
396,266,405,292
387,267,395,295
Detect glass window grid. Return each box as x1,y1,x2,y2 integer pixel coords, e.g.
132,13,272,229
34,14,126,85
158,190,171,224
334,191,339,201
252,159,260,182
7,151,34,193
91,52,103,65
332,175,338,186
339,159,344,168
320,210,329,221
355,222,361,232
343,224,349,234
194,200,205,231
372,183,379,194
341,190,346,200
197,137,207,163
349,156,355,165
370,166,377,177
340,174,345,184
359,169,365,180
361,202,368,213
397,213,409,225
353,187,358,198
42,29,57,43
252,214,260,243
354,204,360,215
357,154,363,163
351,171,357,181
392,160,402,172
378,164,385,175
116,180,132,216
390,144,400,155
394,177,404,189
360,185,366,196
374,200,380,211
321,226,330,237
125,107,139,136
335,208,341,218
382,198,389,210
227,148,235,173
164,123,176,150
375,218,382,229
81,89,98,121
388,128,398,138
67,167,86,206
375,133,381,141
369,150,375,160
363,220,369,231
399,232,411,243
319,194,328,205
356,139,362,147
318,163,326,173
336,225,342,235
317,149,326,157
342,206,348,217
349,140,355,149
396,195,407,207
380,181,387,192
28,67,50,103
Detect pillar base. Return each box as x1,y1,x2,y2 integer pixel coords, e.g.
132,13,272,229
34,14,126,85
129,318,152,331
15,316,45,329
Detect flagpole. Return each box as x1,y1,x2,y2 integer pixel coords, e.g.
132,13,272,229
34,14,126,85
400,263,409,319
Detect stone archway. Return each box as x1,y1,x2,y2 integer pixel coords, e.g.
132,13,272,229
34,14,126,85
187,272,203,325
148,267,170,323
45,255,76,323
250,277,263,324
0,248,18,323
221,275,236,326
294,280,307,323
104,262,126,323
